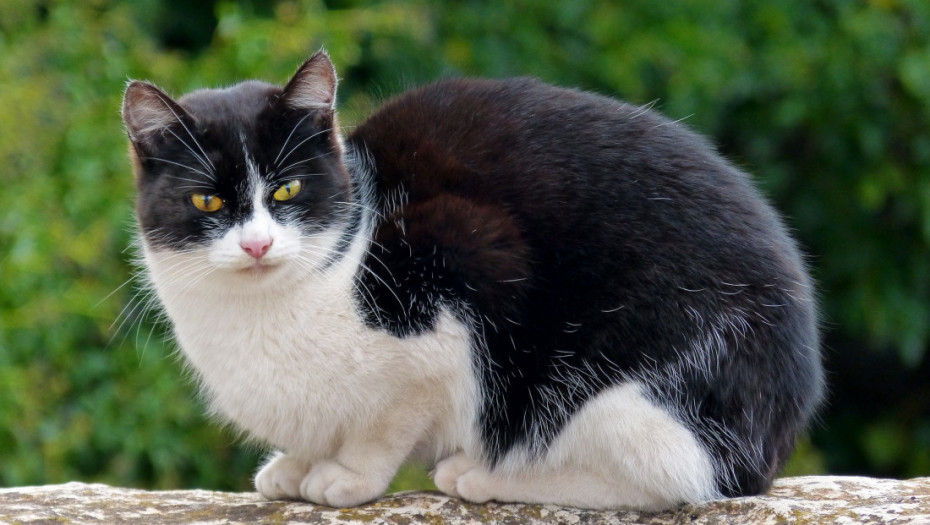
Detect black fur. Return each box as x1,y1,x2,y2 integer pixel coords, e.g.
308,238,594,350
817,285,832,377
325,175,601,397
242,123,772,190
127,81,350,250
349,78,823,496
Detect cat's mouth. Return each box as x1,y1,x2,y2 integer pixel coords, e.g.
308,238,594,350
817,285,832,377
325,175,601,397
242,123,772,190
236,259,282,277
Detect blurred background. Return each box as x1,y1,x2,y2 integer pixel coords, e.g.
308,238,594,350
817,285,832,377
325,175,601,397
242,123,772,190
1,0,928,492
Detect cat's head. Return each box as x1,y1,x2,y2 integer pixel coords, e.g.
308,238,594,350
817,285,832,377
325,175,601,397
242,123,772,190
122,51,353,291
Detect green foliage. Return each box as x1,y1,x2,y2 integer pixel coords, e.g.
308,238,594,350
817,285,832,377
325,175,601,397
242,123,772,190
0,0,927,492
0,0,259,490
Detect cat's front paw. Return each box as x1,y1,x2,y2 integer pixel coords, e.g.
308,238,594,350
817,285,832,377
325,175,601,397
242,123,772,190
433,452,494,504
300,459,386,508
255,452,310,500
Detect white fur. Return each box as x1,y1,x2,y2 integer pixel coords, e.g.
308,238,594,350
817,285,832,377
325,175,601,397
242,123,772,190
433,382,719,511
143,162,718,510
144,173,478,507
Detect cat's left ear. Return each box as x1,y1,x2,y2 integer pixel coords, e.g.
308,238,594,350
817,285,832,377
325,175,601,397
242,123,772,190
280,50,338,111
122,81,193,152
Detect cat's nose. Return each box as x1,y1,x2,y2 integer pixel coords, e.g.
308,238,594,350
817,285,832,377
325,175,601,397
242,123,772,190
240,238,273,259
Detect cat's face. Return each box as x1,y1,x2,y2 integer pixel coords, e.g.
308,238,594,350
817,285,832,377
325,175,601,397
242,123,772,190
122,52,351,287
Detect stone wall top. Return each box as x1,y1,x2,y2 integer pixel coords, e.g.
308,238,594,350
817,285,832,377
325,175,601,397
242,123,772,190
0,476,928,524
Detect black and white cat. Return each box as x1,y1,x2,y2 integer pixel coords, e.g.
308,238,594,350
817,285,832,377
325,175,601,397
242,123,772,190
121,51,823,510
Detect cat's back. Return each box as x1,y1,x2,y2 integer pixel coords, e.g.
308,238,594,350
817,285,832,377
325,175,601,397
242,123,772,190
348,76,698,193
347,76,802,282
349,77,762,220
347,75,817,351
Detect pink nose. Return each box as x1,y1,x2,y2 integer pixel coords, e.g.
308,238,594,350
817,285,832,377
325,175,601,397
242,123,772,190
241,238,272,259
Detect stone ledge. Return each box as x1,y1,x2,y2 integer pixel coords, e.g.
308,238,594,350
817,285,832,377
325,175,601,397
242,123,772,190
0,476,927,524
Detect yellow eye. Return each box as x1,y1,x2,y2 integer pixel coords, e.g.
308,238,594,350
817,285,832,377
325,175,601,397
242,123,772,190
273,180,302,201
191,193,224,212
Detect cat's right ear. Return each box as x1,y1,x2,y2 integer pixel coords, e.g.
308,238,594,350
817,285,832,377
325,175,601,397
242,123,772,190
122,81,191,154
280,50,338,112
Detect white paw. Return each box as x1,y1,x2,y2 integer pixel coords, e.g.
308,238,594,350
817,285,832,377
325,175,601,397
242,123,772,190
433,452,494,503
300,459,386,508
255,452,311,500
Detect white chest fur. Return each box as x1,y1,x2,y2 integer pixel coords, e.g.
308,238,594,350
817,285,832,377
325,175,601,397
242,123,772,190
142,235,477,463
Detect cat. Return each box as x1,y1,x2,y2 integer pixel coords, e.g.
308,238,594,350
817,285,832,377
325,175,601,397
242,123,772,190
120,50,824,511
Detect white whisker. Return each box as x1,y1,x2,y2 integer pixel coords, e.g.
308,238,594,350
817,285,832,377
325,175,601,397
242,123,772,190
164,127,216,179
153,91,216,172
273,112,314,167
277,152,332,177
143,156,212,179
275,127,333,170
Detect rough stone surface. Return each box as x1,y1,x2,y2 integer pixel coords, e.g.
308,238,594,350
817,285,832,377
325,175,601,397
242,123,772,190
0,476,927,524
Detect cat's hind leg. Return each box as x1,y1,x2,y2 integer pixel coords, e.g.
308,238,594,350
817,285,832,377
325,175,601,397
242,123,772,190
435,453,674,510
434,382,720,511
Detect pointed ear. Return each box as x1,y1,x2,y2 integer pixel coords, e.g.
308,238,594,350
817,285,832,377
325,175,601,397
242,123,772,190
280,50,338,111
121,81,191,150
